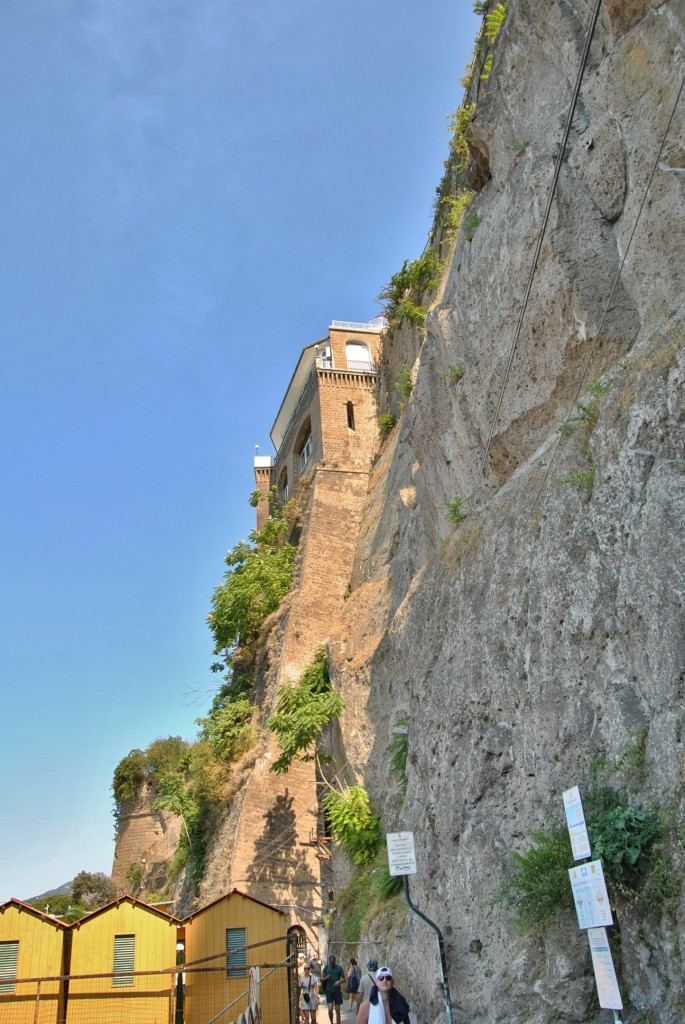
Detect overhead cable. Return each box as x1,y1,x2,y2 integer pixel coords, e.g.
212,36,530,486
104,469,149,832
526,63,685,519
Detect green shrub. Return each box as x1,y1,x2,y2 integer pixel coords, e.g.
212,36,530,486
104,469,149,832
440,362,465,384
396,365,413,399
196,696,256,762
443,191,475,236
377,866,403,899
268,648,345,774
562,468,595,499
444,496,469,525
497,826,574,931
113,749,148,804
585,802,659,892
463,211,482,241
377,251,443,327
393,301,427,327
112,738,189,806
497,778,666,933
484,2,507,44
154,767,209,892
447,104,475,169
337,859,405,943
378,413,397,438
208,505,296,661
126,863,143,894
322,786,383,866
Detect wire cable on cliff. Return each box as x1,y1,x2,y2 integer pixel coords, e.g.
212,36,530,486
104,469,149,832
525,62,685,520
455,0,603,557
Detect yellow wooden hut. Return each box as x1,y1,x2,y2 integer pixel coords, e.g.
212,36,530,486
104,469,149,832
183,889,288,1024
66,894,180,1024
0,898,69,1024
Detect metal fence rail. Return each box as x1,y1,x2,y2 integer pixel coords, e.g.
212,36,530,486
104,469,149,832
0,934,292,1024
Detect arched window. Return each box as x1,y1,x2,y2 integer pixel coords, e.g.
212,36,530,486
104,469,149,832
317,344,333,368
345,341,372,370
346,402,355,430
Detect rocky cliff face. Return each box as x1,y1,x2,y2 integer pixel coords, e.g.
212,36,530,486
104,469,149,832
114,0,684,1018
326,1,685,1021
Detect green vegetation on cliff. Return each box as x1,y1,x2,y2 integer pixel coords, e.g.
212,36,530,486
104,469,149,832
322,786,383,867
208,504,296,666
268,647,344,774
497,740,684,932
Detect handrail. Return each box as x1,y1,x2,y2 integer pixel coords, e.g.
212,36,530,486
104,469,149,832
329,320,386,332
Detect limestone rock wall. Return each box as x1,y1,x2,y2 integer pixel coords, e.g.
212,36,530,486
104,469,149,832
328,1,685,1021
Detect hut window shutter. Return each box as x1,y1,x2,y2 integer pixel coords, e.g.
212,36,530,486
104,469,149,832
0,941,19,994
113,934,135,986
226,928,247,978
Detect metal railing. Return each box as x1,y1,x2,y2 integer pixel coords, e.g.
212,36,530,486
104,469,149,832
315,358,377,373
329,319,386,332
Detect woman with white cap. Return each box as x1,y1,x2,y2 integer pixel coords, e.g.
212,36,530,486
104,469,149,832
356,966,410,1024
298,962,319,1024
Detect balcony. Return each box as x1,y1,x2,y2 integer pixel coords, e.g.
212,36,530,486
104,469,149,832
329,319,386,333
315,356,377,373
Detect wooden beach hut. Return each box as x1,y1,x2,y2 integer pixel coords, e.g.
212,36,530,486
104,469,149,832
183,890,288,1024
0,898,69,1024
66,894,180,1024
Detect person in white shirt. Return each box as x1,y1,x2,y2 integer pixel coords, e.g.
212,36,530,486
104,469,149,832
298,964,319,1024
356,966,410,1024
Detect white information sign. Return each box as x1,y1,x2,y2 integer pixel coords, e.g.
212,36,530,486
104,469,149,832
568,860,613,929
563,785,592,860
386,832,417,876
588,928,623,1010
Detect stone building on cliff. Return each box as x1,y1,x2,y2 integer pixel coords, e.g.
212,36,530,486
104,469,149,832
253,319,384,528
197,318,384,947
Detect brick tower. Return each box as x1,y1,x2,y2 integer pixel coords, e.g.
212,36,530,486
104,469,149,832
230,320,384,944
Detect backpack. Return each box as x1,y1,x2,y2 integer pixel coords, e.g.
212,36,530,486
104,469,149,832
347,968,360,993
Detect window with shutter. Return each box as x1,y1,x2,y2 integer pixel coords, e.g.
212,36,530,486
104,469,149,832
112,934,135,986
226,928,247,978
0,941,19,994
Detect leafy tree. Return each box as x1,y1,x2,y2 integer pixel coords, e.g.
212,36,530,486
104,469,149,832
112,738,189,806
196,696,256,761
112,748,147,804
154,770,196,846
322,786,383,866
154,765,209,892
268,648,345,774
71,871,116,910
208,509,296,662
145,737,190,778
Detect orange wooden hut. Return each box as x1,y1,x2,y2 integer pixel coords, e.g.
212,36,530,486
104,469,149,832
66,894,180,1024
183,890,288,1024
0,898,69,1024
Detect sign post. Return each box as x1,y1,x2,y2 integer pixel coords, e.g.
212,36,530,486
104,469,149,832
562,787,623,1021
386,832,454,1024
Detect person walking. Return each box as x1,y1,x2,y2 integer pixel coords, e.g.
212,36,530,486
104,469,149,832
356,966,410,1024
322,954,345,1024
346,958,362,1010
298,963,319,1024
357,960,377,1009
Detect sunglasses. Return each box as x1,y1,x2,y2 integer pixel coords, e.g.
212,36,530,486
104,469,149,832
377,975,393,981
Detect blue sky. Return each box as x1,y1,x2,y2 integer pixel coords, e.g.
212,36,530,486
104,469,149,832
0,0,479,902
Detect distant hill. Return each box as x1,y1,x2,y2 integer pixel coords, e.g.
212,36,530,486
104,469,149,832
27,881,72,904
